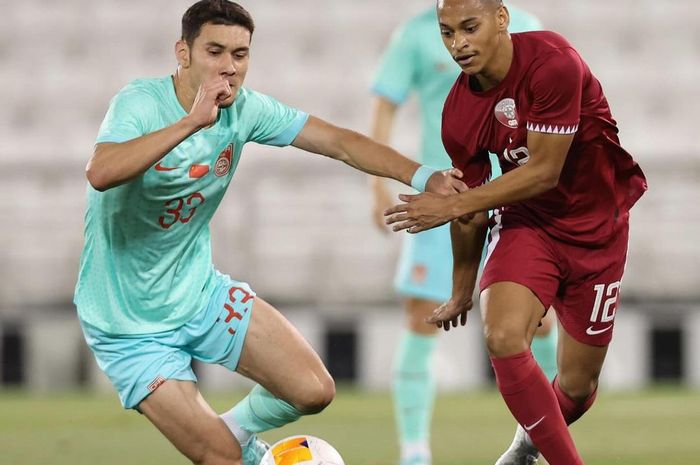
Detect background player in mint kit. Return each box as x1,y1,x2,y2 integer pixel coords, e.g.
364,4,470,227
368,5,556,465
73,2,466,465
384,1,647,464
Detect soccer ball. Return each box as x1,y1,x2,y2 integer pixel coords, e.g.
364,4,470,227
260,435,344,465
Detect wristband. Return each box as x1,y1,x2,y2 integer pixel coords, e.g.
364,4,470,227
410,165,438,192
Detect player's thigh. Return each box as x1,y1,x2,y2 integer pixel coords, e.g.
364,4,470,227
552,225,629,399
235,296,334,410
479,220,561,356
405,297,441,335
139,380,240,465
553,223,629,348
480,281,547,356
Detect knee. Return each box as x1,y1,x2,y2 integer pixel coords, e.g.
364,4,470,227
293,372,335,414
557,371,599,402
484,326,528,357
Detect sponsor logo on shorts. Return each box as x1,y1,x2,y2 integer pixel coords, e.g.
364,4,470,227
494,98,519,128
147,375,166,392
222,285,255,335
586,325,613,336
215,143,234,177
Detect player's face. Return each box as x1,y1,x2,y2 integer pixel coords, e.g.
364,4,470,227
437,0,509,75
178,23,251,107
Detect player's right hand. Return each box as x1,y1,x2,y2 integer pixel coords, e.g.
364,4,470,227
187,78,232,129
426,296,473,331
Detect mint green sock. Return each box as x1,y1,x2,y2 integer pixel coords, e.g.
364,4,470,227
229,384,303,433
532,326,558,381
392,331,438,445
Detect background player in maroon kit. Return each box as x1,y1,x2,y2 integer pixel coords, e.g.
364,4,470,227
384,1,647,464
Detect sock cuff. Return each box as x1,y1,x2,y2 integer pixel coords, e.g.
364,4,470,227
231,384,303,433
582,386,598,410
490,350,541,395
552,377,577,413
552,376,598,424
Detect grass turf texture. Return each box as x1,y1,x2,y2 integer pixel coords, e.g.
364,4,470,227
0,386,697,465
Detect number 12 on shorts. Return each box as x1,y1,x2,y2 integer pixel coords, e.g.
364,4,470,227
590,281,621,324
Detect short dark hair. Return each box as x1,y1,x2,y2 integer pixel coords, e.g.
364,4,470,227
437,0,503,10
181,0,255,46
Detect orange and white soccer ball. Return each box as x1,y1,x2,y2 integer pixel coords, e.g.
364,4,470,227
260,435,345,465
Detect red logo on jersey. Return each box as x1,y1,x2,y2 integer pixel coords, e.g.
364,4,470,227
189,164,210,179
154,162,177,172
494,98,519,128
215,143,234,177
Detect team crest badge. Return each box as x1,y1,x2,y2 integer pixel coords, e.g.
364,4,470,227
494,98,519,128
215,143,234,177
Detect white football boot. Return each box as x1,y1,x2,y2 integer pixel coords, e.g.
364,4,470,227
494,424,540,465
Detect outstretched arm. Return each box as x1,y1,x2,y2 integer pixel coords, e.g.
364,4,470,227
385,131,574,232
291,115,466,195
368,97,400,233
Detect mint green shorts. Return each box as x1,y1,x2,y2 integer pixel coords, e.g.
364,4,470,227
394,155,502,303
80,272,255,409
394,222,454,302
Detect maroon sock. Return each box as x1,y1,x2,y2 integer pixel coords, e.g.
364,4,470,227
552,376,598,425
491,350,584,465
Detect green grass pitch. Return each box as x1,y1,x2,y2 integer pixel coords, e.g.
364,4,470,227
1,386,698,464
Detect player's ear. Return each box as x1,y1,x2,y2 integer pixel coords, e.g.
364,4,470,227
497,5,510,32
175,39,190,68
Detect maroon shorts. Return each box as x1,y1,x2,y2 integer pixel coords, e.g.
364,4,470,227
480,211,629,346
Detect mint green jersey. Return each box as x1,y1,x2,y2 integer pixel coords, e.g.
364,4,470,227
74,76,308,334
371,5,542,169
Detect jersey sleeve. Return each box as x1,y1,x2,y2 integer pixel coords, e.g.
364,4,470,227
245,90,309,146
370,20,417,105
526,49,584,135
96,83,159,144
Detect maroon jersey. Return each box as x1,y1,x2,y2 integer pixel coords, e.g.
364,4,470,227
442,31,647,246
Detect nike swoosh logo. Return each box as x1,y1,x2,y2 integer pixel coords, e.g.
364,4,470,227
523,416,545,431
154,162,177,172
586,325,613,336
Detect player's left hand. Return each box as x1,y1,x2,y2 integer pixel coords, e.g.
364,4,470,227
384,192,460,233
425,168,468,195
426,297,473,331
